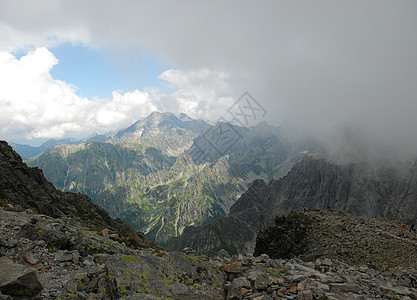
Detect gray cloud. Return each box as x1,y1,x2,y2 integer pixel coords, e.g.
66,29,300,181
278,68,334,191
1,0,417,158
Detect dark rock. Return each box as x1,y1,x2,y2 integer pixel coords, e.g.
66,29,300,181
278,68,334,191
224,260,243,274
226,283,242,300
55,250,73,262
0,257,42,298
232,277,251,289
330,283,360,293
66,280,77,294
18,223,69,251
254,273,269,291
254,212,313,258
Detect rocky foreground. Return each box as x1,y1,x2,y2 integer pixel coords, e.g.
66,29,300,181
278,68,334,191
1,205,417,299
0,206,225,299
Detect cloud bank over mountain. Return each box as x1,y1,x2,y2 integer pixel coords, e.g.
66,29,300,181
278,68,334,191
0,48,235,140
1,0,417,157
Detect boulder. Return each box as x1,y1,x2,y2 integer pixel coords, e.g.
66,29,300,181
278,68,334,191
224,260,242,274
0,257,42,298
254,273,269,291
104,252,225,298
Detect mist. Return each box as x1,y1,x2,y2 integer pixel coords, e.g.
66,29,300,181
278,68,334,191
1,0,417,159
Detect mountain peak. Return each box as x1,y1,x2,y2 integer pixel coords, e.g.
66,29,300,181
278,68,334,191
178,113,194,122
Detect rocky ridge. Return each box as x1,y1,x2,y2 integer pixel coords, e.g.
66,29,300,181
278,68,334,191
0,207,225,299
254,210,417,270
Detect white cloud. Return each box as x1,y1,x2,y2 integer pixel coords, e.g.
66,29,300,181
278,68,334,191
0,48,157,140
158,69,235,121
0,48,236,142
2,1,417,156
0,48,90,138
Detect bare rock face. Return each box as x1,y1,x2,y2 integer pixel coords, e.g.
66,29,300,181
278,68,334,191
0,257,42,298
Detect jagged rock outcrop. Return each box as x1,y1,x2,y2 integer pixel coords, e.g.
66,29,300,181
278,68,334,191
171,155,417,255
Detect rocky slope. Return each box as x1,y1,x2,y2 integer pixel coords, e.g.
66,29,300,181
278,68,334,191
254,210,417,270
0,141,150,247
2,207,416,299
171,155,417,255
0,140,226,299
220,251,417,299
0,208,226,299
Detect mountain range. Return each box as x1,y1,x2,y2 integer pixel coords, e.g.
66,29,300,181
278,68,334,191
12,111,417,254
25,112,318,244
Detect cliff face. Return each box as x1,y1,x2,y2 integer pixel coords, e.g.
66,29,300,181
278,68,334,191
260,156,417,223
171,156,417,255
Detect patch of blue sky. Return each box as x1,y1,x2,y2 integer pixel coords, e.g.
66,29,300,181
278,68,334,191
48,43,172,99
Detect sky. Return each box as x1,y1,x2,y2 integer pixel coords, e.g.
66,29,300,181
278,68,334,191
0,1,417,158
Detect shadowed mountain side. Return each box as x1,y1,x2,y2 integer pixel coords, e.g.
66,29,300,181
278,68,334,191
170,155,417,255
0,140,151,247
